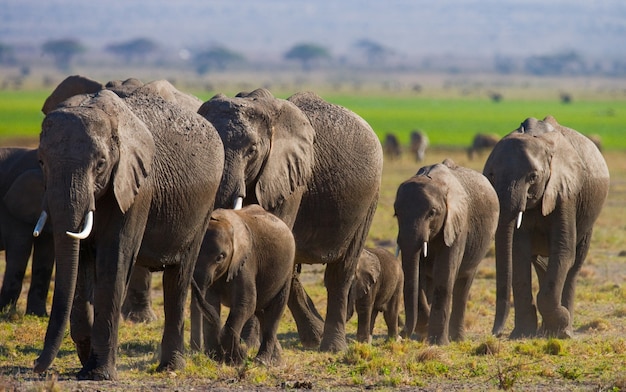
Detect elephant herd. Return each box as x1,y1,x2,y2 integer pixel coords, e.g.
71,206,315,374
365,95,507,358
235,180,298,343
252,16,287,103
0,75,610,381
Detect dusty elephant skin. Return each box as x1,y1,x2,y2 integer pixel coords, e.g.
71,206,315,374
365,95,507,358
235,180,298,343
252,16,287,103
484,115,610,339
198,88,383,352
0,148,54,317
190,205,295,366
346,247,404,343
33,83,224,380
41,75,205,324
395,159,499,345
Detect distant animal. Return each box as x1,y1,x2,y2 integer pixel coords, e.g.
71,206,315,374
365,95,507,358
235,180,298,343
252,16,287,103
383,133,401,160
467,133,499,160
410,130,429,162
346,247,404,343
190,205,295,366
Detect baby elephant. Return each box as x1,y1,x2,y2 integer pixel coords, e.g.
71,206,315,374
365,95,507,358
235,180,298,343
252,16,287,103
190,205,295,366
347,247,404,343
395,159,499,345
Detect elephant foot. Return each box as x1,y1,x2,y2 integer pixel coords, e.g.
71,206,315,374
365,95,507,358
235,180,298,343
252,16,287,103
319,334,347,353
222,345,247,366
25,304,48,317
538,324,573,339
156,351,185,372
122,307,157,323
255,347,283,367
74,339,91,366
509,326,538,339
77,365,118,381
288,276,324,348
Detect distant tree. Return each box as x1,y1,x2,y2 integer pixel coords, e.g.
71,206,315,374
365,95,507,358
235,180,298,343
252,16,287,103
352,39,394,67
0,42,16,65
105,38,159,64
284,43,331,71
524,51,586,76
192,46,246,74
41,38,86,71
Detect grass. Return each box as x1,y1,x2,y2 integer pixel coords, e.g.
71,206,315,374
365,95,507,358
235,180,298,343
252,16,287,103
1,148,625,391
1,89,625,149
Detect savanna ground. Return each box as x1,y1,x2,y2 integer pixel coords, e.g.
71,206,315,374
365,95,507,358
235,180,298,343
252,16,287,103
0,74,625,391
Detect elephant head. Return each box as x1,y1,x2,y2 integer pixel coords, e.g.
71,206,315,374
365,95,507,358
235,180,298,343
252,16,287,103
198,88,315,212
34,89,154,373
197,208,252,286
394,160,468,338
346,248,381,321
483,116,584,336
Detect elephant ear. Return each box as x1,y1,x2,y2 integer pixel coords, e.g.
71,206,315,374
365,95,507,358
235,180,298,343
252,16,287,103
42,75,104,114
255,99,315,210
443,167,469,247
541,129,583,216
212,209,251,282
3,169,45,223
354,249,381,299
98,90,155,213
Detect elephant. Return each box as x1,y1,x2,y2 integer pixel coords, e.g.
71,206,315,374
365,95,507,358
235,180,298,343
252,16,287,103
40,74,205,324
383,133,401,160
346,247,403,343
467,133,499,160
190,205,295,365
0,147,54,316
32,81,224,380
484,116,610,339
198,88,383,352
394,159,499,345
410,130,429,162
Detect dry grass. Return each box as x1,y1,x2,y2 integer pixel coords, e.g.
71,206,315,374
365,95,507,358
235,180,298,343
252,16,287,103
1,148,625,391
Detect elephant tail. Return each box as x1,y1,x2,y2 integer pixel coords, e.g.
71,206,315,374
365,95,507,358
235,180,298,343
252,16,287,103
190,278,220,328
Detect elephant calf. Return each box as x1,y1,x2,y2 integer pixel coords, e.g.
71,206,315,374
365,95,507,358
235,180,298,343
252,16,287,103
347,247,404,343
395,159,499,345
191,205,295,366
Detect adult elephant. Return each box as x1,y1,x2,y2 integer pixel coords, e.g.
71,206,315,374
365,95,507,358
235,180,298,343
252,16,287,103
33,84,224,380
0,148,53,316
395,159,498,344
198,88,383,352
41,74,204,323
484,116,609,339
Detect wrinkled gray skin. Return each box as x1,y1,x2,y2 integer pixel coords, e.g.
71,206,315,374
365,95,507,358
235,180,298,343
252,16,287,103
467,133,499,160
346,247,403,343
395,159,498,345
33,84,224,380
484,116,609,339
410,130,429,162
191,205,295,366
0,148,53,316
41,75,205,324
198,89,383,352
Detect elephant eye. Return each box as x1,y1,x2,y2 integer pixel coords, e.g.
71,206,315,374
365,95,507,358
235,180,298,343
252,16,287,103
428,208,437,218
95,158,106,173
527,172,538,184
215,253,226,264
246,144,258,157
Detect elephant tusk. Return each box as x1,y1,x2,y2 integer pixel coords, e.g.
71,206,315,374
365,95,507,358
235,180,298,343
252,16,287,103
516,211,523,229
423,241,428,258
33,211,48,237
233,196,243,210
395,245,400,258
66,211,94,240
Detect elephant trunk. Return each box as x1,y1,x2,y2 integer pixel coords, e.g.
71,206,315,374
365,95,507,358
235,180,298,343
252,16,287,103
216,153,247,209
190,278,221,329
34,234,80,372
400,245,420,338
492,215,515,337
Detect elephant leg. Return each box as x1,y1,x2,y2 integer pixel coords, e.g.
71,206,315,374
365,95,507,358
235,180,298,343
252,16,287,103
449,272,476,342
203,291,222,359
537,217,577,339
427,252,457,345
121,265,156,323
287,269,324,348
71,247,95,366
157,263,190,372
415,277,431,340
0,239,32,313
320,262,352,352
255,284,289,366
220,301,252,365
26,235,55,316
510,231,538,339
383,291,401,341
557,232,590,338
190,294,202,352
241,316,261,348
355,300,373,343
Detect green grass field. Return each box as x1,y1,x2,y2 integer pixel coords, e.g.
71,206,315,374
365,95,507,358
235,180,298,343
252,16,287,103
1,90,624,149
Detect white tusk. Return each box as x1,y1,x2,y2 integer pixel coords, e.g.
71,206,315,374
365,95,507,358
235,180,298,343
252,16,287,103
33,211,48,237
233,197,243,210
516,211,523,229
423,241,428,258
66,211,94,240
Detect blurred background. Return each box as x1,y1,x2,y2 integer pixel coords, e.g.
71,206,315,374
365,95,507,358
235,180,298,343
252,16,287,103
1,0,626,94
